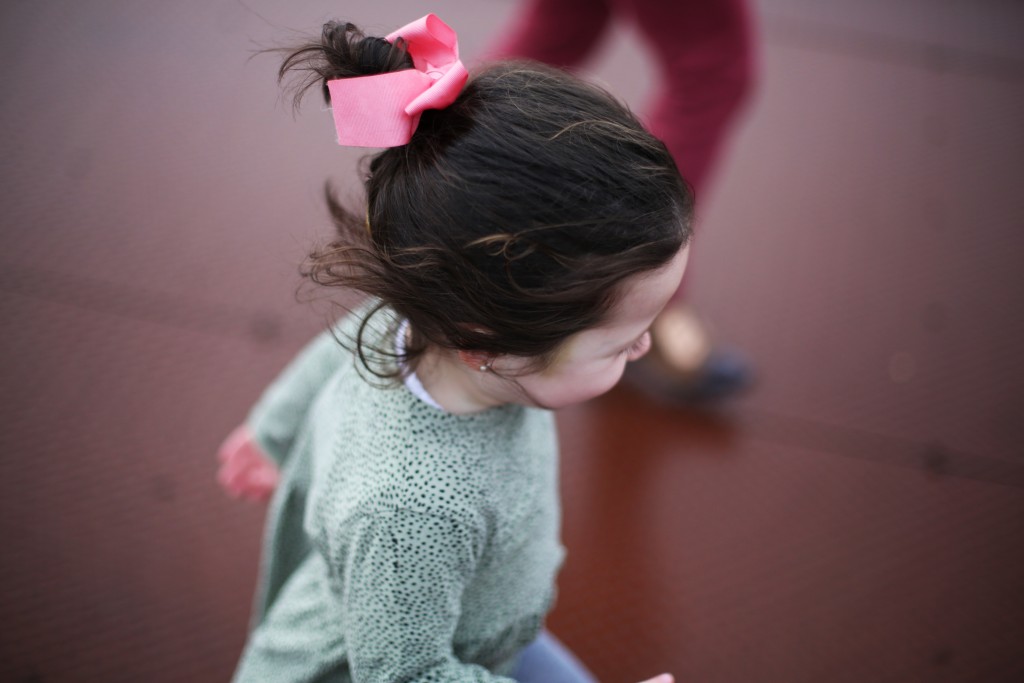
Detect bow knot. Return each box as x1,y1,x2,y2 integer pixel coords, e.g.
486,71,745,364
327,14,468,148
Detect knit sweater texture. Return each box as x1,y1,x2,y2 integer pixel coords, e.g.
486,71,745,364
232,305,564,682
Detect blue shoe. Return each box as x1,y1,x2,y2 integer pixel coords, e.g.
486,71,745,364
625,345,753,403
623,306,754,404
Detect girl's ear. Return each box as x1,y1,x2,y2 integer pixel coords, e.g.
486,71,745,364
457,350,495,372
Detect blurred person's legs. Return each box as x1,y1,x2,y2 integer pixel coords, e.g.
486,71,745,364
627,0,755,400
629,0,753,195
488,0,613,67
512,631,597,683
490,0,756,401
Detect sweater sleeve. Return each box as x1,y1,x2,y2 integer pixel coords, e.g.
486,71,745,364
338,508,516,683
245,326,348,466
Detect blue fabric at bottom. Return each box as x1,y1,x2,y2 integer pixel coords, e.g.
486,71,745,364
512,631,597,683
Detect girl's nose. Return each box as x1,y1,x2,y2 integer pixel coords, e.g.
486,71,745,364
627,332,652,362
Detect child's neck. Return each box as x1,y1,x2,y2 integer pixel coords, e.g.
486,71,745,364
416,348,508,415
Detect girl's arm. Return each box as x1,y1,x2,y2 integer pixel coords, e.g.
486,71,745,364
338,507,515,682
216,327,348,500
244,325,348,465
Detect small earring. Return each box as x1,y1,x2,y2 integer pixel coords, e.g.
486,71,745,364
479,362,492,372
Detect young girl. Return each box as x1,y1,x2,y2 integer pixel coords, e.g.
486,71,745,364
217,13,691,683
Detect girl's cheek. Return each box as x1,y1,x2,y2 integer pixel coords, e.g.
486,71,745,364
588,362,630,402
533,356,629,408
546,373,618,408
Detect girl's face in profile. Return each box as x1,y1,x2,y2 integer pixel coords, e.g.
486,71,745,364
496,246,690,410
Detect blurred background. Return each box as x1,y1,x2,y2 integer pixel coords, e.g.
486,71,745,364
1,0,1023,681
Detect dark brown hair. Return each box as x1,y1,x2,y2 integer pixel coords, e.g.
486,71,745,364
279,21,694,380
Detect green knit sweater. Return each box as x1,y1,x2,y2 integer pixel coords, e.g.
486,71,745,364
232,306,564,682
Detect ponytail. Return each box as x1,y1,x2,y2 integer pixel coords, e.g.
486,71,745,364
277,22,414,110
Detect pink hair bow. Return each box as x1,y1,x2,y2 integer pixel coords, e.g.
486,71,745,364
327,14,468,147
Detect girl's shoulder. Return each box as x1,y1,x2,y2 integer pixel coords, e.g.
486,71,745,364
310,372,557,531
323,377,548,496
306,298,559,524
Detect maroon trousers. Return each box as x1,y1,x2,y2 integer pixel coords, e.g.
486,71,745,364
489,0,755,197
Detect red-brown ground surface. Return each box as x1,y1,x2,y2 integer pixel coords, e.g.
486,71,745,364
1,1,1022,681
